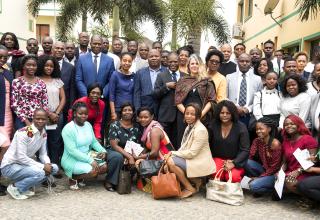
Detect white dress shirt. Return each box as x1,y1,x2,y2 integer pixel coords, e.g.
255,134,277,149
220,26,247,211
1,124,50,169
91,52,101,72
253,87,282,120
107,52,120,70
236,67,253,108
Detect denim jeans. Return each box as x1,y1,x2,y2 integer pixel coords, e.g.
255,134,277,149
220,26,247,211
244,159,275,193
47,114,64,165
1,163,59,193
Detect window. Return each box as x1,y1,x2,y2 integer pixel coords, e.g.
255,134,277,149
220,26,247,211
0,0,2,14
286,45,300,57
244,0,253,21
310,39,320,61
238,1,244,23
36,24,50,43
29,20,34,32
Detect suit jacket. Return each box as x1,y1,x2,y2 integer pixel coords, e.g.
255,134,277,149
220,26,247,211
76,52,115,98
61,61,76,113
133,66,167,112
172,120,216,177
226,68,262,112
0,69,13,125
153,71,186,122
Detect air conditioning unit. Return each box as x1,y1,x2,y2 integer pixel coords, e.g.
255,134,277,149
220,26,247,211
232,23,243,40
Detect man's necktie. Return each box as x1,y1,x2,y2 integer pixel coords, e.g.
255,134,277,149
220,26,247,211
94,55,98,72
238,73,247,106
172,72,177,82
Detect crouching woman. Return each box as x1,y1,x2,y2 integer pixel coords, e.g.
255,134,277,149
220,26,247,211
164,103,215,199
61,102,109,190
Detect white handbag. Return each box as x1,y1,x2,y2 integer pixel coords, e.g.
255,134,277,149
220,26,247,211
206,168,244,206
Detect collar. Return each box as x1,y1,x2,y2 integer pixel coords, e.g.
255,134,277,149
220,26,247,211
79,47,89,54
30,123,41,135
264,87,278,94
169,70,179,75
91,52,101,57
149,66,161,72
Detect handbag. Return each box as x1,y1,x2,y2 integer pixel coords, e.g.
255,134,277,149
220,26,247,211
117,166,131,194
88,150,106,166
206,168,244,206
151,162,181,199
139,159,163,178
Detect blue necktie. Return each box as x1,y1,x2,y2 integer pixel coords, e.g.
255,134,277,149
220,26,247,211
172,72,177,82
238,73,247,106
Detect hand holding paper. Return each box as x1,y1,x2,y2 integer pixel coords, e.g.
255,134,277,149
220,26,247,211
293,148,314,170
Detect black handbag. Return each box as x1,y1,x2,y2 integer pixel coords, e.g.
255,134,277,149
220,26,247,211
139,159,163,178
117,166,131,194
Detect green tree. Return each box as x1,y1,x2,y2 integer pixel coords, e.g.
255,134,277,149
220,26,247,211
295,0,320,21
28,0,166,42
159,0,230,53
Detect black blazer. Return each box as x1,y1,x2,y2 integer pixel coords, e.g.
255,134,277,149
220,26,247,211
61,61,76,113
153,71,186,123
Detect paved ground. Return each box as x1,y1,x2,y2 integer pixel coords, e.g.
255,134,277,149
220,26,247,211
0,176,318,220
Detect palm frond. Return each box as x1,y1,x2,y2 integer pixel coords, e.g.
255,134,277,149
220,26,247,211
205,12,230,45
295,0,320,21
28,0,55,17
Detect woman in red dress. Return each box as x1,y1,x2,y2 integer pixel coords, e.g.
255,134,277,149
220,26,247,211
281,115,318,194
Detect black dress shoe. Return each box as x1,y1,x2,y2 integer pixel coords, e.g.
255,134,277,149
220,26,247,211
103,182,115,192
53,173,63,179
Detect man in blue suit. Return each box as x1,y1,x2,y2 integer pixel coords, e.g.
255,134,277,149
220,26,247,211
134,49,166,115
76,35,115,99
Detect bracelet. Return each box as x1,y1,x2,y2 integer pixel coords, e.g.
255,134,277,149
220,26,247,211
298,167,304,173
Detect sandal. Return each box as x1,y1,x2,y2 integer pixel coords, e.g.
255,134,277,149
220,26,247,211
179,188,196,199
69,179,79,190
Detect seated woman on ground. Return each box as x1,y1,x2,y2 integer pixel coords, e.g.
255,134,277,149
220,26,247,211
279,115,318,197
209,100,250,183
68,83,105,143
245,117,282,196
107,102,141,168
62,102,109,190
164,103,215,199
134,107,174,192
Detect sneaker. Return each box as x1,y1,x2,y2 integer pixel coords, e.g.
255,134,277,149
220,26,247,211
6,184,28,200
21,189,35,197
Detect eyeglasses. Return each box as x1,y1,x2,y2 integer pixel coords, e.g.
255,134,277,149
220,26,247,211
208,59,220,64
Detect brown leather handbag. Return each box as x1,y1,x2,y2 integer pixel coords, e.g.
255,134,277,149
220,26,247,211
151,162,181,199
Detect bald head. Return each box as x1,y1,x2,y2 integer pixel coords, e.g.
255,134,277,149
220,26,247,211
79,32,89,47
238,53,251,73
90,35,102,55
249,48,262,63
139,43,150,60
220,44,232,62
42,36,53,54
148,49,161,69
53,41,65,60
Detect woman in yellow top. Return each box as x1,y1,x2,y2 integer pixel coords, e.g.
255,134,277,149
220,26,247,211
205,49,227,103
165,103,216,198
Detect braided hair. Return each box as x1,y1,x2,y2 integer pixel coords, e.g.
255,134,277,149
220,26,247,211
71,102,87,119
256,117,277,148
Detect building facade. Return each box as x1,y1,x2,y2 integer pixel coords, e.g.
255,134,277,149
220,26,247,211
234,0,320,58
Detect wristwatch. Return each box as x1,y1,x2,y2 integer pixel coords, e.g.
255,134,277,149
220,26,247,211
298,167,303,173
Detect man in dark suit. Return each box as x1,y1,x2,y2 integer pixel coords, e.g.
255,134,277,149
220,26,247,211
134,49,166,114
218,44,237,76
153,52,186,149
53,41,77,116
76,35,115,99
74,32,90,59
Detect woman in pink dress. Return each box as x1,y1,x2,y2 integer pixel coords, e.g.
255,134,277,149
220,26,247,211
281,115,318,195
0,45,13,142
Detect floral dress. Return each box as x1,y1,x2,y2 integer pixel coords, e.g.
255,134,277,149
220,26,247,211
11,77,48,121
107,120,141,148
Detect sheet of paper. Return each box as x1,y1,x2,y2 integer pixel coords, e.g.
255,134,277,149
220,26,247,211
240,176,251,189
124,141,144,156
293,148,314,170
46,124,57,130
274,168,285,199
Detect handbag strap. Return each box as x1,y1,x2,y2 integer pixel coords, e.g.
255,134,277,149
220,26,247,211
226,171,233,183
213,168,225,181
157,161,166,177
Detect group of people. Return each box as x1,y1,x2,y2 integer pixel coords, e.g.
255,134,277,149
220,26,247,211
0,31,320,207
